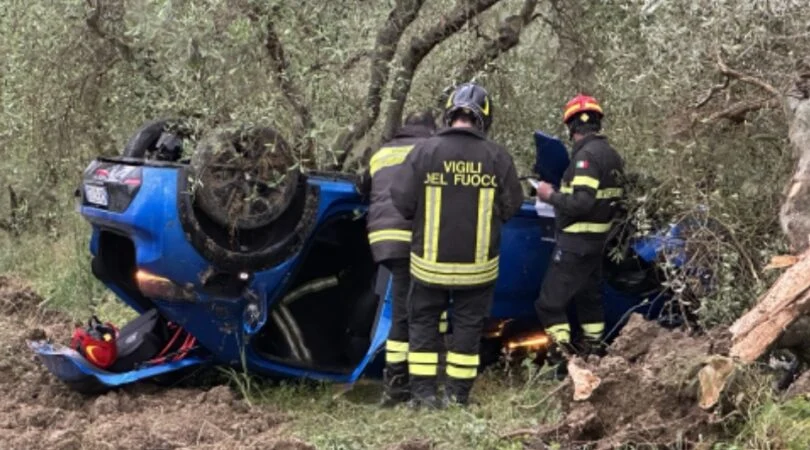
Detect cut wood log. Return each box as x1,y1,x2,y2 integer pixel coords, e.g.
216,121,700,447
729,249,810,363
567,358,601,401
697,355,735,410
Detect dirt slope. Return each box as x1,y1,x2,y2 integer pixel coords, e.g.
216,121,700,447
0,276,313,450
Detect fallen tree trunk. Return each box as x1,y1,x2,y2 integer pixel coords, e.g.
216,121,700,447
729,249,810,363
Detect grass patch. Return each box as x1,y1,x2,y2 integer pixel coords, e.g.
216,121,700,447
724,396,810,450
0,215,134,324
222,364,563,449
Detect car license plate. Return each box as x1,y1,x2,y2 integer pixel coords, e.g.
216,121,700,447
84,184,109,207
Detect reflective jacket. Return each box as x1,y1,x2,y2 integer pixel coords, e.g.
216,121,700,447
363,125,434,262
390,127,524,289
547,134,624,254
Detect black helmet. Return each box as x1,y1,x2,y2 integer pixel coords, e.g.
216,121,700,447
443,83,493,132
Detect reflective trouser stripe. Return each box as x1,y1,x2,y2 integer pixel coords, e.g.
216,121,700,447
409,352,439,377
475,188,494,263
408,352,438,364
562,222,612,233
386,340,408,364
446,352,479,380
423,186,442,262
409,363,438,376
447,352,478,366
439,310,448,333
582,322,605,340
369,145,414,176
447,365,477,379
547,323,571,344
369,229,412,244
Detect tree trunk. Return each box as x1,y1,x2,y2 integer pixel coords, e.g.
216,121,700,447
779,78,810,252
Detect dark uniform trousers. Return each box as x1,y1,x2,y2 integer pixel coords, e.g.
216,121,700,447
383,258,411,366
535,247,605,346
382,259,449,399
407,282,494,402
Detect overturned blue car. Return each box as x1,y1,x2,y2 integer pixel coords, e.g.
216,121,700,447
30,121,690,394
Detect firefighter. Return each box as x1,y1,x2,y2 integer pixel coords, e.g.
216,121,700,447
391,83,524,407
534,94,625,378
361,110,436,406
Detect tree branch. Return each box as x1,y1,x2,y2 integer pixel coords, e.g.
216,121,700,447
454,0,539,84
247,5,315,167
331,0,426,171
699,97,781,124
84,0,159,83
380,0,505,142
716,51,780,97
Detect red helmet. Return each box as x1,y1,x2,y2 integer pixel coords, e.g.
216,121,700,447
562,94,603,124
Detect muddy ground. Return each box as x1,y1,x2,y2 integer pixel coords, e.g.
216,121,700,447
0,276,315,450
1,274,795,450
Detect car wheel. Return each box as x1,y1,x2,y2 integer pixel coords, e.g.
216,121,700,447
123,118,189,161
190,126,300,231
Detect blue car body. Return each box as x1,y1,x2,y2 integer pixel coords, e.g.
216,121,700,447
31,131,685,393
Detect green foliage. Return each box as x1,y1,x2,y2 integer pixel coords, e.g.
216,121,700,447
2,3,810,446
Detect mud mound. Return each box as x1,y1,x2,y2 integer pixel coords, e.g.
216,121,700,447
0,275,45,316
0,276,301,450
532,314,734,449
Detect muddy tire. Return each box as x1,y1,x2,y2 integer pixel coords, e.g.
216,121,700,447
191,126,299,231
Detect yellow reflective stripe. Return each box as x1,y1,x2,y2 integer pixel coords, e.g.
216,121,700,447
423,186,442,262
582,322,605,339
571,175,600,190
411,264,499,286
447,352,479,367
409,363,438,376
446,365,477,379
439,310,448,333
386,340,408,352
411,253,499,274
369,229,412,244
560,185,573,194
562,222,612,233
596,187,623,199
547,323,571,343
386,352,407,363
565,102,603,119
408,352,438,364
369,145,414,176
475,188,494,263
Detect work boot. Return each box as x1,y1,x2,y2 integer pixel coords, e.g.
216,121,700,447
542,342,576,381
579,337,607,358
379,363,410,407
444,378,474,407
407,377,445,410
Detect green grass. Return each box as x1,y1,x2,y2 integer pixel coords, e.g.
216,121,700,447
222,364,563,450
0,215,135,325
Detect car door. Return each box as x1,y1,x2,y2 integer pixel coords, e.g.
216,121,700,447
491,131,571,319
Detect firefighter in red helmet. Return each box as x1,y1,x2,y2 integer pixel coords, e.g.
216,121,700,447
534,94,625,379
